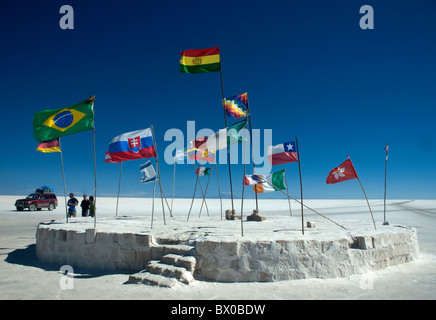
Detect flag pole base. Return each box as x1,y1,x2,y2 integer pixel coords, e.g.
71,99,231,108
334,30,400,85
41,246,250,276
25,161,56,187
383,221,390,225
225,209,241,220
247,209,266,222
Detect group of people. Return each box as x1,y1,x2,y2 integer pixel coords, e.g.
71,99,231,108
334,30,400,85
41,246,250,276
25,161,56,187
67,193,96,218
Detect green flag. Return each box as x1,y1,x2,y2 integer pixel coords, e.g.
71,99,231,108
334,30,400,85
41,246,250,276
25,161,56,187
33,97,95,142
254,169,287,194
206,119,247,151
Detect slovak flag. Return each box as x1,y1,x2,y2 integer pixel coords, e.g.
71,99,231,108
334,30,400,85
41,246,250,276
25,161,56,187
267,141,298,165
108,127,157,162
326,158,359,184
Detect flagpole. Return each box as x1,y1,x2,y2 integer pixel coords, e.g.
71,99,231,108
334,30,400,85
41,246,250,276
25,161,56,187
240,122,249,237
92,128,97,230
383,142,389,225
151,178,156,228
215,162,223,220
171,159,176,214
246,92,259,212
240,179,245,237
219,57,235,216
59,137,68,223
116,162,122,218
196,165,210,217
150,125,166,225
159,186,173,217
259,177,347,230
348,155,376,230
199,167,212,218
284,169,292,217
357,177,376,230
295,136,304,235
187,167,199,221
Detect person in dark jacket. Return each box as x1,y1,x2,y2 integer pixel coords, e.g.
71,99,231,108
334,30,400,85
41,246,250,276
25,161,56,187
80,194,90,217
67,193,78,218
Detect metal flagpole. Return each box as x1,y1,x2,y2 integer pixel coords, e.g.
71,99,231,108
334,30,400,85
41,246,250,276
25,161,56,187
284,169,292,217
383,142,389,225
218,55,235,216
259,177,347,230
150,125,166,225
59,137,68,223
116,162,122,218
295,136,304,235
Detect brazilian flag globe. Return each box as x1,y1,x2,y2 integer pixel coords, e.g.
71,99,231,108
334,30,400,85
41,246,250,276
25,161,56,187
33,97,95,142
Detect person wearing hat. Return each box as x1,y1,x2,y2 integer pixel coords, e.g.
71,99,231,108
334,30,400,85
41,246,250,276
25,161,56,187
67,193,78,218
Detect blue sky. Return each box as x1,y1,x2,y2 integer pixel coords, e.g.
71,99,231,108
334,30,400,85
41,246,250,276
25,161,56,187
1,0,435,200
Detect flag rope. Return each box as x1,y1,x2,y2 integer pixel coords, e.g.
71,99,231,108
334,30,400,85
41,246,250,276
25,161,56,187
259,177,347,230
198,166,212,218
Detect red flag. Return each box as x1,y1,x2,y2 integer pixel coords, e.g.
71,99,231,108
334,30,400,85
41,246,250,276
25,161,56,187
190,137,208,150
326,158,359,184
105,151,120,163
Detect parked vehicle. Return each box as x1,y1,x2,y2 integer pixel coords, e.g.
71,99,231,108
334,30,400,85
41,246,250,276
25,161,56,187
15,187,58,211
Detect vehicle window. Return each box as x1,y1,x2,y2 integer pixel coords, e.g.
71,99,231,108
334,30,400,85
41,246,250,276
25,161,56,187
26,194,39,199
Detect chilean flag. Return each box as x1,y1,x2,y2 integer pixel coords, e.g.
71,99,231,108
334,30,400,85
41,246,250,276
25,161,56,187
267,141,298,165
108,127,156,162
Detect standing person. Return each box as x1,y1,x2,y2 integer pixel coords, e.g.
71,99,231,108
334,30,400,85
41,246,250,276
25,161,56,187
80,194,90,217
89,196,96,218
67,193,78,218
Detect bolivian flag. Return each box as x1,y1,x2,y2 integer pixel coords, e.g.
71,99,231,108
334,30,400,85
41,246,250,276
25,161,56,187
33,97,95,142
180,46,221,74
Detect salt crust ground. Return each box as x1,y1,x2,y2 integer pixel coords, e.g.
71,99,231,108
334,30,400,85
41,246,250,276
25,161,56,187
38,198,419,243
1,196,435,300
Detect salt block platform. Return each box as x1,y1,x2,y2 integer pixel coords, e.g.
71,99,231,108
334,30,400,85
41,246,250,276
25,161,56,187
35,215,419,283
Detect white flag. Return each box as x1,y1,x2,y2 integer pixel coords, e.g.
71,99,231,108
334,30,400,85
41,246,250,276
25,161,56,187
140,161,157,183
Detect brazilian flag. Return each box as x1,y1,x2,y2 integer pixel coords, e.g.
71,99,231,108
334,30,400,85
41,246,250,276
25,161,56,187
33,97,95,142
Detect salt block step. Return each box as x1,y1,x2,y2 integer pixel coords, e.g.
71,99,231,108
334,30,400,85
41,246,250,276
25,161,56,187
147,261,194,284
160,244,196,256
128,271,179,288
162,254,196,273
